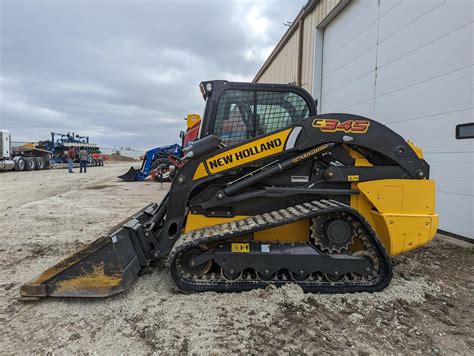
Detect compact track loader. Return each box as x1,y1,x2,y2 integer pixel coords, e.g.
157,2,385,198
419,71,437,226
21,81,438,298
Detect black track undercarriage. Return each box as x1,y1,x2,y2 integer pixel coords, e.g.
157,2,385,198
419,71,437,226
169,199,392,293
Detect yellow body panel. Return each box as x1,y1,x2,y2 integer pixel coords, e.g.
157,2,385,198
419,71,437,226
254,220,309,242
346,147,373,167
350,179,438,256
186,113,201,129
407,140,424,159
184,213,248,233
184,213,309,242
370,211,438,256
193,162,208,180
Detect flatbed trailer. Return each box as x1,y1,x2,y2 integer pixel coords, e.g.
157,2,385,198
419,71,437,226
1,130,105,172
0,130,52,171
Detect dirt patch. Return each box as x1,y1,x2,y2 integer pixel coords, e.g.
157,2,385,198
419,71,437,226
0,163,472,353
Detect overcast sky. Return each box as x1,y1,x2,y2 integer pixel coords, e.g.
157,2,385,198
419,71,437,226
0,0,305,149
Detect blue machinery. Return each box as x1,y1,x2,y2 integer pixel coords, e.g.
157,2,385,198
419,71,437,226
39,132,99,164
44,132,89,152
118,143,183,182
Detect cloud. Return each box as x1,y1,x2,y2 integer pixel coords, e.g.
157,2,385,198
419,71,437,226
0,0,305,149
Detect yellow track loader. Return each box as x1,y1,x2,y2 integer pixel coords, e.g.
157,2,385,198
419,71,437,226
21,81,438,298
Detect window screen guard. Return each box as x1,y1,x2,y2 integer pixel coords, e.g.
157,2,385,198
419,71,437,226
212,89,310,145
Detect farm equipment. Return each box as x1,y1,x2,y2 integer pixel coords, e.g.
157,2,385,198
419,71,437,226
118,144,183,182
21,80,438,298
182,113,201,147
41,132,105,167
118,114,201,182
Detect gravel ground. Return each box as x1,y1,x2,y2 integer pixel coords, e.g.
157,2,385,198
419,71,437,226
0,162,472,354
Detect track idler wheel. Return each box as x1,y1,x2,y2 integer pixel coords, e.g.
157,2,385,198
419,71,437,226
324,271,346,283
180,248,212,277
290,270,311,281
221,268,242,281
256,270,276,281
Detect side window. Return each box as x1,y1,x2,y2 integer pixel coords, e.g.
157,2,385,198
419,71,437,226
213,90,253,145
255,91,310,135
212,89,310,145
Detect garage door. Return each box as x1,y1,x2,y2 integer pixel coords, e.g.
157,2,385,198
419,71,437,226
319,0,473,239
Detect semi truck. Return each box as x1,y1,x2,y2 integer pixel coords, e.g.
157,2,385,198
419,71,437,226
0,129,105,172
0,130,52,171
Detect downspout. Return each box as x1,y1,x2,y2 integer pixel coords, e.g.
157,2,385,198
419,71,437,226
296,16,305,86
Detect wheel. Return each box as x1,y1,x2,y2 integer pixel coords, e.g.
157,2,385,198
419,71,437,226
323,272,345,282
179,248,212,277
221,268,242,281
290,271,311,281
256,270,277,281
14,157,25,171
152,158,174,182
24,157,36,171
34,157,45,170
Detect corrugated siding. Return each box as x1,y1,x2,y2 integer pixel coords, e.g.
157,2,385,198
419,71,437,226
258,30,299,84
301,0,340,94
256,0,341,92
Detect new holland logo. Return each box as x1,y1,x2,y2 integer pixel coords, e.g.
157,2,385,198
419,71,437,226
208,138,282,169
204,128,292,175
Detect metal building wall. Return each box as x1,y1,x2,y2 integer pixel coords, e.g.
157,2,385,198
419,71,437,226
258,31,299,84
255,0,342,91
301,0,340,94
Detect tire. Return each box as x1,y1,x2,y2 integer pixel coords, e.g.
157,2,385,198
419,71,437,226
14,157,25,171
34,157,45,170
152,158,175,182
24,157,36,171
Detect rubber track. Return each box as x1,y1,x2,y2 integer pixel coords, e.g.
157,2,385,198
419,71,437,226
168,199,392,293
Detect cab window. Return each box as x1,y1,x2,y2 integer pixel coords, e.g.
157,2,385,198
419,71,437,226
212,89,310,145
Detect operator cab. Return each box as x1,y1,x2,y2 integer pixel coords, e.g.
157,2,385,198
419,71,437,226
199,80,317,146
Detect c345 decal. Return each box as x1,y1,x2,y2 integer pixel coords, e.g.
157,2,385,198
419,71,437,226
312,119,370,133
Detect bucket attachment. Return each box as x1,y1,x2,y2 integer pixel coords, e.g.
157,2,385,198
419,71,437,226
118,167,139,182
20,203,161,298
